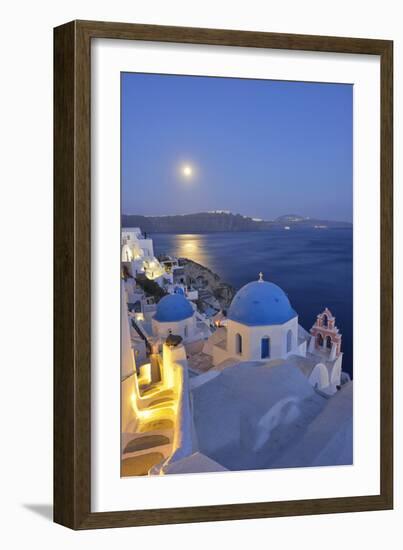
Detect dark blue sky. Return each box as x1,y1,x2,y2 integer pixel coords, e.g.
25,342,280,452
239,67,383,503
122,73,352,222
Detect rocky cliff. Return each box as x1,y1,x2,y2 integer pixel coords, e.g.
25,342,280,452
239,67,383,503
179,258,235,312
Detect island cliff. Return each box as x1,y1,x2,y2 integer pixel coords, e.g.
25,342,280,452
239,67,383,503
122,211,352,233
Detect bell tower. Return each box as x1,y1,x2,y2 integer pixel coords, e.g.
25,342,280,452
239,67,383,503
309,308,342,360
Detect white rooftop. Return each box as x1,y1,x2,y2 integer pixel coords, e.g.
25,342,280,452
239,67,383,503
190,362,352,471
162,452,227,475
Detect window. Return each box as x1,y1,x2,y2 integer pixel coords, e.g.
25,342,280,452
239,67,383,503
184,326,188,338
326,335,332,349
322,314,328,327
286,329,293,353
261,337,270,359
235,333,242,355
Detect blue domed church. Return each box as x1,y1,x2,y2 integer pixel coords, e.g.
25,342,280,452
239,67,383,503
152,292,197,342
213,273,306,366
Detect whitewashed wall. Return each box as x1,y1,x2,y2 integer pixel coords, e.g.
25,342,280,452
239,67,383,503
226,317,299,361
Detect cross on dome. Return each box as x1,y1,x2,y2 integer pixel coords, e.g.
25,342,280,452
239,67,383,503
258,272,264,282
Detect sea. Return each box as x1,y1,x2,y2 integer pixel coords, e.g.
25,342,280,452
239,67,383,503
151,228,353,378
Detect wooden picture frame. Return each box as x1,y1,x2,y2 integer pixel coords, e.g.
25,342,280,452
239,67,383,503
54,20,393,529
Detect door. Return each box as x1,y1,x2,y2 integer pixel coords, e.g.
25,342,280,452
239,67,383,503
261,337,270,359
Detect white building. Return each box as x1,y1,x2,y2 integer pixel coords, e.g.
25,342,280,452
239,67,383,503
121,227,154,259
209,273,345,395
212,273,305,365
151,292,198,342
121,227,166,281
123,277,157,322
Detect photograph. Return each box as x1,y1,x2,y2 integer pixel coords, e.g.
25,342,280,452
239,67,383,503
120,72,353,477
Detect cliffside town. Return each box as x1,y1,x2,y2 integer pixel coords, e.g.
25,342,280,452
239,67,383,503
120,226,352,477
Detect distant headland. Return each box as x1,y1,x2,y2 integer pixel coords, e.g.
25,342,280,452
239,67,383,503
121,211,352,233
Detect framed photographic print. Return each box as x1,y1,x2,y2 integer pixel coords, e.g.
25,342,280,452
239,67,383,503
54,20,393,529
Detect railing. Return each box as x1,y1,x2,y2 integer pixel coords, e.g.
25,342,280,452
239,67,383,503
131,319,152,355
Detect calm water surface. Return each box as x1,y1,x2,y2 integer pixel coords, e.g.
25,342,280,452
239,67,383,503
152,229,353,377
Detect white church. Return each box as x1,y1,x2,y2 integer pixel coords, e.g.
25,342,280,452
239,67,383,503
151,292,199,342
208,272,344,395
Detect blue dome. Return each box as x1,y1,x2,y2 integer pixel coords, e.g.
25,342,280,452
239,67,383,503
154,293,194,323
228,280,297,326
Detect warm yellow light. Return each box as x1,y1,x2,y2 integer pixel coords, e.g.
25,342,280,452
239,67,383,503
182,164,193,178
137,363,151,385
183,242,197,252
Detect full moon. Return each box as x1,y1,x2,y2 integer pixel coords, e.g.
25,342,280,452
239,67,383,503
182,164,193,178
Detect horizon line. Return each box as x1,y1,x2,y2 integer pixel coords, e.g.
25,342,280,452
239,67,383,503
121,211,353,224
